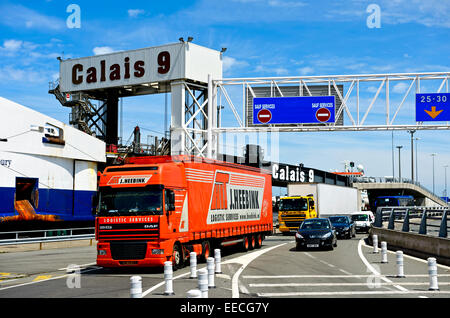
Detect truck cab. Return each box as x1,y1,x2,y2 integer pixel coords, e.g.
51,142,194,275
277,195,317,234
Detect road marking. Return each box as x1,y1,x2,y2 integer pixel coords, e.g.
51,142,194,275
257,290,450,297
33,275,52,282
141,271,192,297
362,241,450,270
249,282,450,287
58,262,97,271
223,243,288,298
0,267,98,292
339,269,353,275
357,238,408,292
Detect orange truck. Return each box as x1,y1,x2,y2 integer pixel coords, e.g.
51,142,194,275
95,155,273,269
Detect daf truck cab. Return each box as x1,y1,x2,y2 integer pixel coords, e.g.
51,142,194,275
277,195,317,234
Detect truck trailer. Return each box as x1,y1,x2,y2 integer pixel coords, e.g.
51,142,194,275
95,155,273,269
278,183,359,233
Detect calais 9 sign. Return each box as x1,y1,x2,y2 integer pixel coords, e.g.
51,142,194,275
59,43,184,93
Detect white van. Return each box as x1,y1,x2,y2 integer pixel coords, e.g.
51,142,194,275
351,211,374,233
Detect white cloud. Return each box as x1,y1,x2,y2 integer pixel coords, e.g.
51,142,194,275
93,46,115,55
222,56,249,72
393,82,409,94
298,66,314,75
128,9,145,18
3,39,23,51
0,4,65,31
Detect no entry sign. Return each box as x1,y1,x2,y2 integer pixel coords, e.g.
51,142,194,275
315,107,331,122
257,109,272,123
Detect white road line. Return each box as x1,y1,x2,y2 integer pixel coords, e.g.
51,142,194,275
58,262,97,271
339,269,354,275
249,282,450,287
141,271,192,297
0,267,98,292
357,238,409,292
223,243,288,298
361,241,450,270
257,290,450,297
243,274,450,279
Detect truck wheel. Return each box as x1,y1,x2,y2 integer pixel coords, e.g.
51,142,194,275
172,243,184,271
200,240,211,262
249,235,256,250
255,234,262,249
242,236,249,252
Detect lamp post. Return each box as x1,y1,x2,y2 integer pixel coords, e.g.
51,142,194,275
408,130,416,183
415,137,420,184
396,146,403,182
431,153,437,194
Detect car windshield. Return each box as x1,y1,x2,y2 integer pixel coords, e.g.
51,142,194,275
98,186,163,216
329,216,348,224
352,214,369,221
278,198,308,211
300,219,330,230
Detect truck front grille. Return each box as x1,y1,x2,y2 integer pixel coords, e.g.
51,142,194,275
110,241,147,260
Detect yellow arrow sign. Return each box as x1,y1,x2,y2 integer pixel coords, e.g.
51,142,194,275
424,106,443,119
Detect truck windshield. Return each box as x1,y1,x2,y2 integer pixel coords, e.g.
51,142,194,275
278,198,308,211
98,187,163,216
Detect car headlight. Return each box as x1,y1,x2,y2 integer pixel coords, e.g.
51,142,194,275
295,233,304,239
322,232,332,239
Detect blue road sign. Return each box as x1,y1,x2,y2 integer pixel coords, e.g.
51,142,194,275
252,96,335,125
416,93,450,121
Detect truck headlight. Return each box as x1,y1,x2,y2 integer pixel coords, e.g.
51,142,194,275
152,249,165,255
97,249,107,256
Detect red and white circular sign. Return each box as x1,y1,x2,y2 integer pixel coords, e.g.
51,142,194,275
257,109,272,124
315,107,331,122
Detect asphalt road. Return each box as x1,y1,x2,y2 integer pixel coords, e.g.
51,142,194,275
1,233,449,299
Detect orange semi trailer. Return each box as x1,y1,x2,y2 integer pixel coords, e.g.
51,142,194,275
95,155,273,269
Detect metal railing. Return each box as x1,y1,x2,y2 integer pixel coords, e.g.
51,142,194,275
0,227,95,246
373,206,448,238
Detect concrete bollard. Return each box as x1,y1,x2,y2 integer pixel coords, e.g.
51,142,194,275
214,249,222,274
372,234,379,253
396,251,405,278
427,257,439,291
190,252,197,279
130,276,142,298
198,269,208,298
381,241,388,263
207,257,216,289
187,289,202,298
164,261,175,296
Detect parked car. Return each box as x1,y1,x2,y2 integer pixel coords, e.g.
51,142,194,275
328,215,356,239
351,211,374,233
295,218,337,251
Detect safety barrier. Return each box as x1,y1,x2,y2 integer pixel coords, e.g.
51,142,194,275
0,227,95,246
374,206,448,238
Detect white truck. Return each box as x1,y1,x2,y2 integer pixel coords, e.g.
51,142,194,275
287,183,360,217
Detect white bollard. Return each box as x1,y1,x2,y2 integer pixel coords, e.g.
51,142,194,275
427,257,439,291
190,252,197,279
396,251,405,278
164,261,175,296
198,269,208,298
130,276,142,298
187,289,202,298
207,257,216,289
381,241,388,263
372,234,379,253
214,249,222,274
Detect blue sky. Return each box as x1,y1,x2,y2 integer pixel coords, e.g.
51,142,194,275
0,0,449,196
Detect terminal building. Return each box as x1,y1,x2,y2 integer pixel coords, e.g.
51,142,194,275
0,97,105,225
